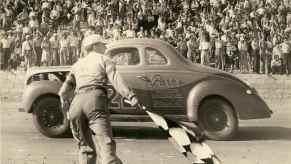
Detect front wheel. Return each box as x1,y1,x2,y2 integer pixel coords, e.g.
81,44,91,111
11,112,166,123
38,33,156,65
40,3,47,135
198,98,238,140
32,96,69,137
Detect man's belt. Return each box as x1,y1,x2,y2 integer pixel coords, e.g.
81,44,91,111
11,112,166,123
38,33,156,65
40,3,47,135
76,84,107,95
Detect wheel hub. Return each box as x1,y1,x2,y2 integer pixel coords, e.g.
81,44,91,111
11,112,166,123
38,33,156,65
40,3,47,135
39,107,63,128
204,108,228,131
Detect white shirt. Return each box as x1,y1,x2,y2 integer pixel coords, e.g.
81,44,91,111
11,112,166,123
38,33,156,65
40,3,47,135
1,39,10,48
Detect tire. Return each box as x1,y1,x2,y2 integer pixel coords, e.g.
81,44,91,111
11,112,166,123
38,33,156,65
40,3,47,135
32,96,69,138
198,98,238,140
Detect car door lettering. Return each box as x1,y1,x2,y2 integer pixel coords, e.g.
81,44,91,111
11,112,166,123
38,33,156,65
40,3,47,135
147,74,184,89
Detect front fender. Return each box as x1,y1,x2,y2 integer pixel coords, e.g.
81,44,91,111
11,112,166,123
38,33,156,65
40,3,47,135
20,80,62,113
186,78,272,122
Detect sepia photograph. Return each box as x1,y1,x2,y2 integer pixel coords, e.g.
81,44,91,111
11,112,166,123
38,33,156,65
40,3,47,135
0,0,291,164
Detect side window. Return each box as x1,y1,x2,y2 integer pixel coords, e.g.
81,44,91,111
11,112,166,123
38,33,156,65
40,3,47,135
109,48,140,65
145,47,167,65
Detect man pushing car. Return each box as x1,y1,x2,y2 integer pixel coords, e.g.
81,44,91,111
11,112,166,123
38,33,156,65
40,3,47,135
58,35,139,164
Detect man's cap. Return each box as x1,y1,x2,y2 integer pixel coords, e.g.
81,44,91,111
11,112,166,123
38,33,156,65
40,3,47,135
82,35,106,48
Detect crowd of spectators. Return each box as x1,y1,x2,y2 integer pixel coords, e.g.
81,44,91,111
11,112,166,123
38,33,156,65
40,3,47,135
0,0,291,75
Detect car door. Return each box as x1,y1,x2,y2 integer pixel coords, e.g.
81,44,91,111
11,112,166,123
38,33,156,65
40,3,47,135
106,46,150,114
143,47,187,115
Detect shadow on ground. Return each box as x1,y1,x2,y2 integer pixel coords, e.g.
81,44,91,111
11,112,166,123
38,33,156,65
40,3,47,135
112,126,168,140
112,125,291,141
235,126,291,141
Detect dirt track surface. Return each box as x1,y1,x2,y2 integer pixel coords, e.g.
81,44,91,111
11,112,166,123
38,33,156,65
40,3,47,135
1,71,291,164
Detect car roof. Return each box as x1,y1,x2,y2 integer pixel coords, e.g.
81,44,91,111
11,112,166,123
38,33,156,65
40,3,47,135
106,38,173,48
26,39,185,77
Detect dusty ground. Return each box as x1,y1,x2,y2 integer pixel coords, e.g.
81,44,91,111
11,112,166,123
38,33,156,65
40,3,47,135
1,70,291,164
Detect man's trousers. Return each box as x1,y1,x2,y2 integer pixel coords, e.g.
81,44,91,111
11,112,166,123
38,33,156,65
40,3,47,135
69,89,122,164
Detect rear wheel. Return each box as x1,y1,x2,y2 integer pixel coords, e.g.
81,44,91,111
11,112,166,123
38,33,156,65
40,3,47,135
198,98,238,140
32,96,69,137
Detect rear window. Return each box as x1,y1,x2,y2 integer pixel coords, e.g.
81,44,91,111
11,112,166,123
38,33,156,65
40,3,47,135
144,47,167,65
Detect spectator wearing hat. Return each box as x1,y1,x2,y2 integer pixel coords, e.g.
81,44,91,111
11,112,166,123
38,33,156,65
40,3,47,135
49,33,59,66
58,34,139,164
22,35,35,70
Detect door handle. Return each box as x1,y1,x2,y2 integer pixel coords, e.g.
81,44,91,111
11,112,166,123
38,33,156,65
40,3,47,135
136,75,151,82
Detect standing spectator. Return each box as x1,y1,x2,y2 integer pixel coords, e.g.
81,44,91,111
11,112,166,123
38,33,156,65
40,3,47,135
177,37,188,59
259,33,268,74
124,24,136,38
266,36,273,74
32,32,42,66
186,35,196,62
87,10,96,27
49,33,59,66
3,4,14,30
280,37,291,75
1,32,10,70
112,24,122,40
29,12,39,30
0,38,3,70
226,34,237,72
238,35,249,73
69,31,80,63
59,32,70,65
41,36,50,66
214,34,225,70
11,38,22,70
251,34,260,73
22,35,35,70
199,32,211,66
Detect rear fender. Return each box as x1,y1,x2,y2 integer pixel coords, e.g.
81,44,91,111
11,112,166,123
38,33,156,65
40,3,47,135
186,79,242,122
186,79,271,122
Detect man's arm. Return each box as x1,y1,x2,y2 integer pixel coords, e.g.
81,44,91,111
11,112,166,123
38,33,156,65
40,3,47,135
58,72,76,100
103,57,139,106
58,72,76,119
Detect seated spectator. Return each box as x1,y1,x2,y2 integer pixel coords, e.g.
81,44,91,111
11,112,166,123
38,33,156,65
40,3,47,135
271,55,283,74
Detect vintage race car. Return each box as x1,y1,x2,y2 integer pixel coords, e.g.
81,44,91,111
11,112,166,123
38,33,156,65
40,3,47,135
19,38,272,140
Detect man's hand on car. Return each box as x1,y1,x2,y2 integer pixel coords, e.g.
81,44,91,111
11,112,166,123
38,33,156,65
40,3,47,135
130,96,139,107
